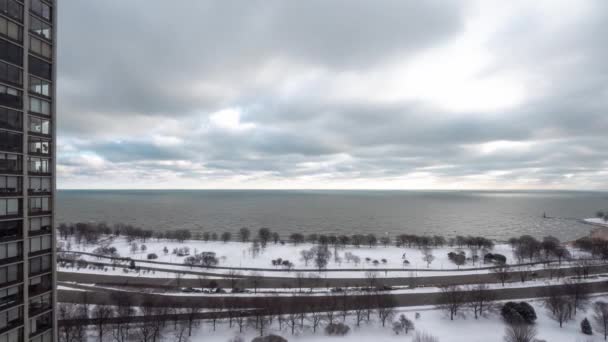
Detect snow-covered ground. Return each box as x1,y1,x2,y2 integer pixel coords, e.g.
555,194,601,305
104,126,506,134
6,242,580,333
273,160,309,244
59,236,591,272
585,218,608,227
189,297,608,342
76,296,608,342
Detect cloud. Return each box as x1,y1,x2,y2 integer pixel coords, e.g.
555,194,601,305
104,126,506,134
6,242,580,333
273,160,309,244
57,0,608,189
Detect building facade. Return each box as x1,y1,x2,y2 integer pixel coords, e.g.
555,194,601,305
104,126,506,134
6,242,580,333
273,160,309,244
0,0,56,341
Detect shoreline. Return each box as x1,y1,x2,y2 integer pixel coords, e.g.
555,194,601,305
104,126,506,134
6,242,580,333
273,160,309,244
582,218,608,240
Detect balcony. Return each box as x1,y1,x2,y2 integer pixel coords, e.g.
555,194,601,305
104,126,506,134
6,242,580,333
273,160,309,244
28,225,51,237
0,188,19,197
0,227,20,242
27,189,50,196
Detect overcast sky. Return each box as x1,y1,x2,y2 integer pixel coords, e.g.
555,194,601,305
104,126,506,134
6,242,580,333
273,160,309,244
57,0,608,190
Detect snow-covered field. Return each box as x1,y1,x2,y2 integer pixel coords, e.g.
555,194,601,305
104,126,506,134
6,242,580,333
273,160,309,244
77,297,608,342
60,236,590,272
190,297,608,342
585,218,608,227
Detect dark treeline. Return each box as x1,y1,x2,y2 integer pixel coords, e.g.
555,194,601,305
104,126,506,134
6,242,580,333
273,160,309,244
59,222,607,262
57,222,192,245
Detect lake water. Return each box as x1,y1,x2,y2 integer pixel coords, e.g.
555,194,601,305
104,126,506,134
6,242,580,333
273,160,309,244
56,190,608,241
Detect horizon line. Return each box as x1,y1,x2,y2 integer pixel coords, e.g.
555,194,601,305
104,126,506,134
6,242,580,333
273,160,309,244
56,188,608,192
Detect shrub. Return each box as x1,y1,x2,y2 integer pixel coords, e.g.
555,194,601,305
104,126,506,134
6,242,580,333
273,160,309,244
501,302,537,324
147,253,158,260
325,323,350,336
251,335,287,342
581,317,592,335
412,331,439,342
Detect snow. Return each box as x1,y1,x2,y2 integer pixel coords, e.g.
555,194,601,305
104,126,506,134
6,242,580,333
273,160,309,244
59,236,592,280
585,218,608,227
184,298,608,342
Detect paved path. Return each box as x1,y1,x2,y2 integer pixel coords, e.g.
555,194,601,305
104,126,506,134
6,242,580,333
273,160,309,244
58,280,608,326
58,262,608,289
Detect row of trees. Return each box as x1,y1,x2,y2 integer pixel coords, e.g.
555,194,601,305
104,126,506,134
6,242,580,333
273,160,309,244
58,222,194,245
58,289,411,342
508,235,571,263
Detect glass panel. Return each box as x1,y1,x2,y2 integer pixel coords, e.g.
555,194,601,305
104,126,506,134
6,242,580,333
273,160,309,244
0,39,22,66
0,107,22,131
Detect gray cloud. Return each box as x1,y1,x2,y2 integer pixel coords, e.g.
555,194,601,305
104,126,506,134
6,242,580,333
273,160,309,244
57,1,608,189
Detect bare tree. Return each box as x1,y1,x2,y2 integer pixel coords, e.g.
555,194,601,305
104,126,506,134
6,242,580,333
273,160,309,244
307,302,325,333
437,285,466,320
544,287,572,328
353,292,367,327
227,269,241,290
235,311,247,333
593,301,608,340
92,304,115,342
285,309,302,335
249,271,263,294
173,322,190,342
365,271,378,289
466,284,495,319
110,292,134,342
422,247,435,268
503,324,537,342
377,294,397,327
493,265,511,286
322,294,338,324
185,306,202,336
564,277,590,316
58,303,87,342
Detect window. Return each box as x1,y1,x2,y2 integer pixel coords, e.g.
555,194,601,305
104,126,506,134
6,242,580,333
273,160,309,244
0,305,21,331
0,131,20,153
29,176,50,193
29,36,51,59
0,16,22,42
0,264,21,284
0,40,22,66
0,242,20,261
0,0,22,22
29,274,51,295
28,156,49,174
29,76,50,96
29,216,50,233
28,137,50,155
30,0,51,22
28,56,51,80
0,220,20,241
0,198,19,217
0,286,19,309
28,116,49,135
29,254,51,275
0,153,20,173
0,153,19,173
29,15,51,40
0,84,22,109
29,97,50,115
30,329,51,342
29,235,50,253
30,311,52,335
0,108,21,131
0,61,22,85
0,176,20,194
28,196,50,213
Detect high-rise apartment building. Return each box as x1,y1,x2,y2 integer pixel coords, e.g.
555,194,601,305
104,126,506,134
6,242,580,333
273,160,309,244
0,0,55,341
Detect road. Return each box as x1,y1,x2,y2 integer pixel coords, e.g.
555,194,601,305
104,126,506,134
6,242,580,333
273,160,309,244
58,262,608,289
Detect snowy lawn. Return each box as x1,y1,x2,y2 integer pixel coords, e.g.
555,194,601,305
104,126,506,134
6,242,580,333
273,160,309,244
59,236,591,273
184,297,608,342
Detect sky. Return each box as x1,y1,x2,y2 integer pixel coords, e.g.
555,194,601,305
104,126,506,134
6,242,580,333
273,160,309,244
57,0,608,190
